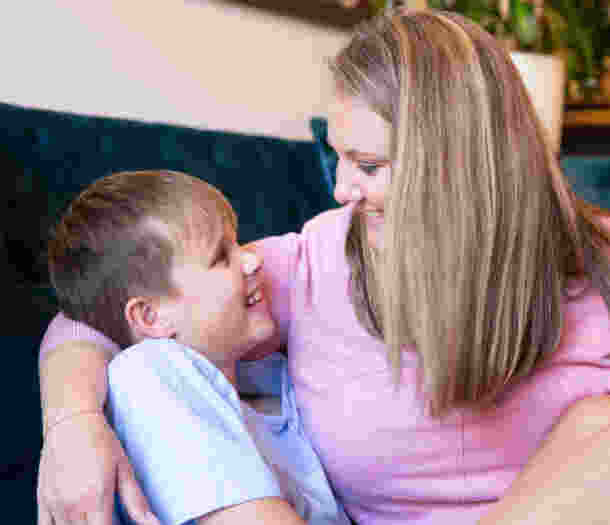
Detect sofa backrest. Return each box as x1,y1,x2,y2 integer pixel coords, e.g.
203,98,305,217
1,103,337,291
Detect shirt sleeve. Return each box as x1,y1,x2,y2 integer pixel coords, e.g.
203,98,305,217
235,233,302,395
250,233,302,351
107,340,282,525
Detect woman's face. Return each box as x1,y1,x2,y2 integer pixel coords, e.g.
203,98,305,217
327,93,391,251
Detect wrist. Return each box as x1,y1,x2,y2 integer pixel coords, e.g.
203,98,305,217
43,409,105,439
39,341,113,426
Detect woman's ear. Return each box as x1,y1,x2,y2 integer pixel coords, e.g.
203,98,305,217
124,296,177,342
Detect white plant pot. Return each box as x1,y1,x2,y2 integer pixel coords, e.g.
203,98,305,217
510,51,566,153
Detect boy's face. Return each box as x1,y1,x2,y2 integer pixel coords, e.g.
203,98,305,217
163,216,275,369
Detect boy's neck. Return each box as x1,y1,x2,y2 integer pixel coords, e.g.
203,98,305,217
187,344,238,389
137,336,240,389
196,348,239,390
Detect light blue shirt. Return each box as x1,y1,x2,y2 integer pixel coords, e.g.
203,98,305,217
107,339,350,525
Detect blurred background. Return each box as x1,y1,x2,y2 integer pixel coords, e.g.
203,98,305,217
2,1,608,144
334,0,610,153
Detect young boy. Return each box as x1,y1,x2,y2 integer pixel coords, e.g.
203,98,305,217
47,170,350,525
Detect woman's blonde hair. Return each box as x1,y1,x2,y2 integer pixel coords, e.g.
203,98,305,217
331,8,610,417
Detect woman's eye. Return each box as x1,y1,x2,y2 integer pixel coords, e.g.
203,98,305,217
358,162,380,175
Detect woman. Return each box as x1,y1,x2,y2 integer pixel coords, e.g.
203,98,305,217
38,8,610,525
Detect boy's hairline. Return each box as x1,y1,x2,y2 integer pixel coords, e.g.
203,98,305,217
133,194,236,295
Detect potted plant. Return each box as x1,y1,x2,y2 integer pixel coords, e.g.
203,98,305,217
413,0,609,103
548,1,610,106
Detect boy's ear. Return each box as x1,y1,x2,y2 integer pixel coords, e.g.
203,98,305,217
125,296,177,341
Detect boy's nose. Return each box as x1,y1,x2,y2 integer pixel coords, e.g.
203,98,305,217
241,249,262,276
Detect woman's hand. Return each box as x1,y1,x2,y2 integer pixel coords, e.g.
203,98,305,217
37,411,160,525
479,395,610,524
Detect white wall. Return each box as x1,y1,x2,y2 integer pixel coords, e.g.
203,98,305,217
1,1,349,140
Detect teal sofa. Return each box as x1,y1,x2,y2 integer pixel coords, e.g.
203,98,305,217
0,101,608,523
0,102,338,523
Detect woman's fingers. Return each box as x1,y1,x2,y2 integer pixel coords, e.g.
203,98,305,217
117,457,160,525
87,505,114,525
36,413,123,525
37,500,54,525
77,484,114,525
68,510,90,525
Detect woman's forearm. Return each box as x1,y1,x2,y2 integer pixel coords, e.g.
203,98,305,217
478,396,610,524
39,341,116,434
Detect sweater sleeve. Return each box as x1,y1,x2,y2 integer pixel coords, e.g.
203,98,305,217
39,312,120,365
241,232,302,360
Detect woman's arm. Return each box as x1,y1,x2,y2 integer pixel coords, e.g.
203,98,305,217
197,497,306,525
40,341,113,433
38,339,159,525
478,395,610,524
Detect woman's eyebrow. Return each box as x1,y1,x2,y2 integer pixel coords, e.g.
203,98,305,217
344,149,390,163
345,149,378,158
332,143,381,158
327,136,385,159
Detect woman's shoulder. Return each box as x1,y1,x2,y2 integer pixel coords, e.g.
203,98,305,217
254,204,355,262
300,203,356,246
302,203,355,233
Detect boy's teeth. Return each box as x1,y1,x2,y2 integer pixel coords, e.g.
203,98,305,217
246,289,262,306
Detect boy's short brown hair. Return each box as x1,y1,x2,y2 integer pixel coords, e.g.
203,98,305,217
48,170,236,349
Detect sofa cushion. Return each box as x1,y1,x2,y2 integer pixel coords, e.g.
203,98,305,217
561,156,610,211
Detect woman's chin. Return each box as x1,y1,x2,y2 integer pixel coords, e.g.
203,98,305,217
367,229,383,252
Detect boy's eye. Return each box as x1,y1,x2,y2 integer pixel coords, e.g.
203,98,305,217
218,250,229,266
212,244,229,267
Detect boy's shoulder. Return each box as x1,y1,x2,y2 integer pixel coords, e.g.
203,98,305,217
108,339,284,525
109,338,242,414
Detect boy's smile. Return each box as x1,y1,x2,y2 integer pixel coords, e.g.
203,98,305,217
162,219,275,379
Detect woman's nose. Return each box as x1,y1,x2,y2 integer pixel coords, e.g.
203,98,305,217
333,158,363,205
240,249,262,276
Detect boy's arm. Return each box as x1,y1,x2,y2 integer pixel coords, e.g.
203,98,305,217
38,340,159,525
197,497,306,525
108,340,292,525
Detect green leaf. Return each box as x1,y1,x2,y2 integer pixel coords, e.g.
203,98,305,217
368,0,389,15
511,0,539,48
541,6,568,50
